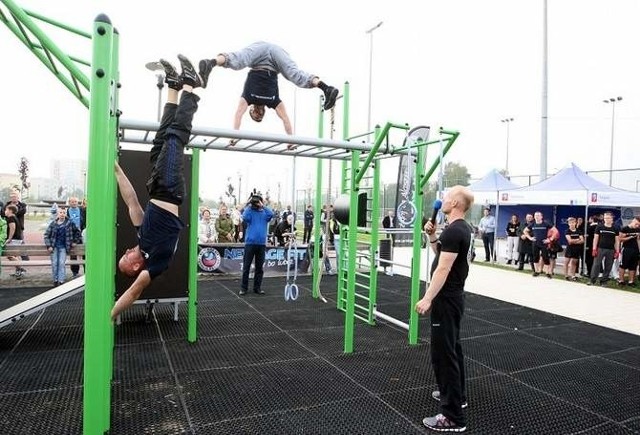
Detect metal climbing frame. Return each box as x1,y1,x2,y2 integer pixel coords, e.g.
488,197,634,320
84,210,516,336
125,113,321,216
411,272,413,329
334,122,460,353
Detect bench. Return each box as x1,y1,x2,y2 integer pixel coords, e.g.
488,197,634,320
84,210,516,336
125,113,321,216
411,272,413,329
1,244,86,268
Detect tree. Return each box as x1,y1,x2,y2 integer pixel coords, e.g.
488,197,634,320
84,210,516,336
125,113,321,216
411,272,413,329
224,177,237,205
423,161,471,216
18,157,30,195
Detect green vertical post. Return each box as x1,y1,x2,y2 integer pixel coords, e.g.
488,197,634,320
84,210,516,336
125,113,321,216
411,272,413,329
336,82,350,277
340,82,350,195
83,14,115,435
105,25,119,393
188,149,200,342
409,144,426,344
312,98,324,298
344,149,361,353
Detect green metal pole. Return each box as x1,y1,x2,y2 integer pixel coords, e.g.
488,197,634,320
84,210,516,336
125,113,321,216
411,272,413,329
312,98,324,298
337,82,350,276
83,14,115,435
409,144,426,345
344,149,360,353
104,24,119,412
341,82,350,192
420,130,460,190
188,149,200,342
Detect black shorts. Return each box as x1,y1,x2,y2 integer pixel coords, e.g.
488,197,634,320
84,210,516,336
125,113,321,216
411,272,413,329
532,244,550,264
242,69,281,109
621,249,639,270
565,246,582,259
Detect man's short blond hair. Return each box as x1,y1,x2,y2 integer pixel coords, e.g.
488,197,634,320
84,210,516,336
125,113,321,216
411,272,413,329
449,185,474,212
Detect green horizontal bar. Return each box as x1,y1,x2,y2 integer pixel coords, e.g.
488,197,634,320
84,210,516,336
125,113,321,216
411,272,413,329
25,9,92,38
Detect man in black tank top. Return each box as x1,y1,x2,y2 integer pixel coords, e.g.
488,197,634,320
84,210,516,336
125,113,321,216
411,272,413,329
111,55,211,321
416,185,475,433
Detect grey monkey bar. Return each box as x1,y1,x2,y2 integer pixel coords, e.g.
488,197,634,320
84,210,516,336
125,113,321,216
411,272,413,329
119,119,418,161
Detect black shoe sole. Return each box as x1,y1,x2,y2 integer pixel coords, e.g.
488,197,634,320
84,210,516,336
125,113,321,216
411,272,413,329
177,54,201,88
323,87,339,110
198,59,213,89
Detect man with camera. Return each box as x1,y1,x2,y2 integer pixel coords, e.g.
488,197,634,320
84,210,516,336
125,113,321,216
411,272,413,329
240,190,274,295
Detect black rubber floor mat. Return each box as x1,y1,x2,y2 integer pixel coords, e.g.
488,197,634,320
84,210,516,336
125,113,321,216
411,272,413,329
463,330,588,373
0,348,82,394
166,332,315,373
526,321,640,355
0,387,82,434
111,375,189,434
179,358,364,427
199,395,425,435
512,357,640,421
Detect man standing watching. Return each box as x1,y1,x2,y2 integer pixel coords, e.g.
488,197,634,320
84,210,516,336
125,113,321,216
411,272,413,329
67,197,83,278
589,211,620,286
8,189,28,277
523,211,554,278
303,204,314,244
478,207,495,262
415,185,475,433
240,191,274,295
618,217,640,286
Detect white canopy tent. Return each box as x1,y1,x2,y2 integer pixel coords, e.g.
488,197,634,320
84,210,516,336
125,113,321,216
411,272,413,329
498,163,640,207
468,169,520,205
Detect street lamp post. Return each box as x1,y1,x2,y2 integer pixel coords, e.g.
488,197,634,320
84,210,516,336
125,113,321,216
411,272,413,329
501,118,515,175
366,21,383,134
603,96,622,186
155,74,164,122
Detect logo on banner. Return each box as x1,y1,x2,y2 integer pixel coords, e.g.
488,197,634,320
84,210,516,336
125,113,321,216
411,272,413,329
501,193,509,201
591,193,598,203
396,200,417,226
198,247,221,272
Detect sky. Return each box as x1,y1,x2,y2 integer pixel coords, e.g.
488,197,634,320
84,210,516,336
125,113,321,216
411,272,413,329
2,0,640,204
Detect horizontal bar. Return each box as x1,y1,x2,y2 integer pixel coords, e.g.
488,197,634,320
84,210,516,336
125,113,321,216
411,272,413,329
374,309,409,330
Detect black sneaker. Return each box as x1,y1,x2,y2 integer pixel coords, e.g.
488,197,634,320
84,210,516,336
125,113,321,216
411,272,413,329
422,414,466,432
198,59,214,89
532,272,540,277
432,391,468,409
546,273,552,279
254,289,265,295
158,59,181,90
239,289,246,296
177,54,201,88
323,86,339,110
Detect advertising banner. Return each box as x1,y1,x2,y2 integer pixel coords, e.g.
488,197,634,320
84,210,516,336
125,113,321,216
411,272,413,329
197,243,310,275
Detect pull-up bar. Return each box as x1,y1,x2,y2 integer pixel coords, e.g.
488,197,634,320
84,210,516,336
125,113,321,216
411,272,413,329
119,119,437,161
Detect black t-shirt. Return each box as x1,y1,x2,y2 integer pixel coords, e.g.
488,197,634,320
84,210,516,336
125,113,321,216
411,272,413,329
242,70,281,109
527,221,553,247
595,224,619,250
619,226,640,251
274,221,295,246
5,215,22,240
565,228,582,243
138,202,184,280
430,219,474,297
506,222,520,237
